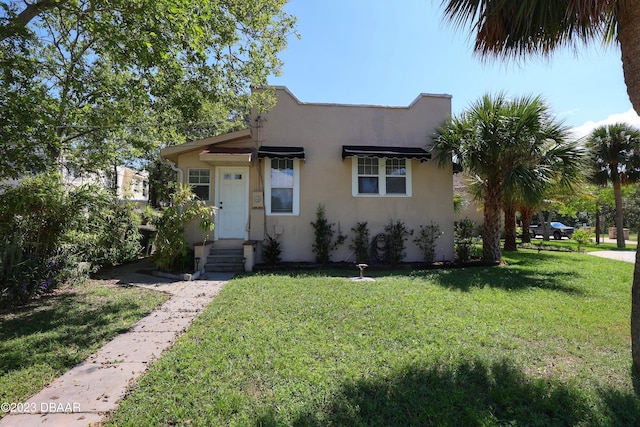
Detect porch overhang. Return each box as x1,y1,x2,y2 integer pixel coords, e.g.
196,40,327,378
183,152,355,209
199,147,254,164
257,146,305,160
341,145,431,162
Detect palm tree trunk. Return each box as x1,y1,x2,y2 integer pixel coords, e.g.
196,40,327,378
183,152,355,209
503,202,517,251
614,180,626,249
618,1,640,116
633,243,640,372
482,182,502,262
619,1,640,373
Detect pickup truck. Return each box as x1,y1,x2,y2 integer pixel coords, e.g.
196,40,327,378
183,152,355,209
530,222,574,240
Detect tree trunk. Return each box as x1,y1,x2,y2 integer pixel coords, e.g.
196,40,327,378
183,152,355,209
503,202,517,251
482,182,503,262
614,180,626,249
606,0,640,376
633,242,640,372
618,0,640,116
521,206,533,243
595,207,601,245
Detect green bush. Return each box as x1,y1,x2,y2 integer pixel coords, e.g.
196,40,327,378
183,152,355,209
0,236,77,307
310,204,345,264
384,220,413,265
414,221,442,263
64,199,142,268
261,234,282,266
350,222,370,263
153,185,216,272
0,173,92,306
454,219,476,262
572,228,593,252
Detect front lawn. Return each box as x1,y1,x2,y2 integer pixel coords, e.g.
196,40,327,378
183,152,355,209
0,276,169,412
106,250,639,426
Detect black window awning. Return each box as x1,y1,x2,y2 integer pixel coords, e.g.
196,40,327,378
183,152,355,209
341,145,431,162
258,146,305,160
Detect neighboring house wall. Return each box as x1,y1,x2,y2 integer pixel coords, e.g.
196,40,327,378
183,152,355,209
1,166,150,203
453,173,484,228
163,86,455,263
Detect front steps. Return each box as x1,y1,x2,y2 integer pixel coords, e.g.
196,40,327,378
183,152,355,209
205,247,245,272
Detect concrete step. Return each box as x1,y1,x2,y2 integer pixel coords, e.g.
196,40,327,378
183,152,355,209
206,247,244,272
204,262,244,272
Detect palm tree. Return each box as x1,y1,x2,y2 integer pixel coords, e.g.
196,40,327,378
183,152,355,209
433,93,573,262
588,123,640,248
439,0,640,114
439,0,640,370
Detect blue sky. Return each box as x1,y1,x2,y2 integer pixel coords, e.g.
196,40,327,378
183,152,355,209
269,0,639,137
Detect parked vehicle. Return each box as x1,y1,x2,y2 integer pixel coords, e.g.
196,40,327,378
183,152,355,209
530,222,574,240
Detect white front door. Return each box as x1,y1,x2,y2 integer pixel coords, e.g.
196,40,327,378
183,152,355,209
215,167,249,239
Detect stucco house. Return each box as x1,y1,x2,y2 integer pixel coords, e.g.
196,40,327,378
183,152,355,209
161,86,454,271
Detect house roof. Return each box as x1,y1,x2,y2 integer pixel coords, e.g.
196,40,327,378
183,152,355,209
160,128,252,163
341,145,431,162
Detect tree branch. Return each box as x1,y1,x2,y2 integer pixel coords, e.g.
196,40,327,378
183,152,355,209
1,0,65,41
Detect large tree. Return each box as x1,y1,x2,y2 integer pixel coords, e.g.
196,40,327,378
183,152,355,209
433,93,573,262
439,0,640,371
0,0,295,179
588,123,640,248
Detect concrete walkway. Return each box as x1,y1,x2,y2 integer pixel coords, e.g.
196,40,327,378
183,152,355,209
0,264,232,427
587,237,637,263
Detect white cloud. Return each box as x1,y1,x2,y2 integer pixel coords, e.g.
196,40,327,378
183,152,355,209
570,109,640,140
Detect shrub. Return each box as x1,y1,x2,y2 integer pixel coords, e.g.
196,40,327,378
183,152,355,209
0,173,92,306
262,234,282,266
414,221,442,263
0,238,75,307
64,198,142,268
454,219,476,262
310,204,345,264
572,228,593,252
153,185,216,272
350,222,370,263
384,220,413,265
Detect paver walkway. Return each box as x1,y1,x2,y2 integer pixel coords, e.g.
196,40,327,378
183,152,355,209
0,265,232,427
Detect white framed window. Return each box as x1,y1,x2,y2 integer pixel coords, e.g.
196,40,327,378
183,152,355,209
188,168,210,201
352,157,412,197
265,158,300,215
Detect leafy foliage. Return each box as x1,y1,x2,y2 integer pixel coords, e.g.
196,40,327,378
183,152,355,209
261,234,282,267
433,92,580,261
414,221,442,263
310,204,345,264
454,219,477,262
350,222,370,264
64,200,143,268
587,122,640,248
0,173,94,306
384,220,413,265
153,185,216,272
571,228,592,252
0,1,296,179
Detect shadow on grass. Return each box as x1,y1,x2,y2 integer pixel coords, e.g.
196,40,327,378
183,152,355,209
409,251,590,294
278,359,640,427
0,290,145,375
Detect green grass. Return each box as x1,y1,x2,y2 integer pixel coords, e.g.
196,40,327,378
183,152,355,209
529,236,637,252
106,250,640,426
0,278,169,411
